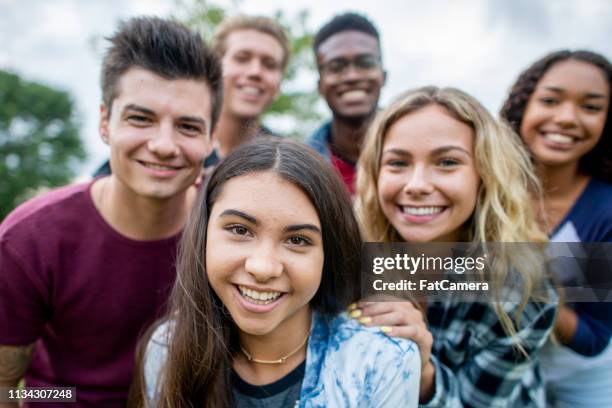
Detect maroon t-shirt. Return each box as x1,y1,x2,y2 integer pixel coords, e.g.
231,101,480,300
0,180,180,406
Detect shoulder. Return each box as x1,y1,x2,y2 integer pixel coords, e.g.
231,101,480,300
316,312,419,367
306,122,332,148
144,321,172,402
580,179,612,217
0,181,93,241
563,178,612,241
305,313,420,406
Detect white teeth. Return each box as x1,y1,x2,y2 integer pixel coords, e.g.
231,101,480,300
402,206,444,216
241,86,261,96
142,162,177,171
544,133,574,145
238,285,282,304
340,90,367,102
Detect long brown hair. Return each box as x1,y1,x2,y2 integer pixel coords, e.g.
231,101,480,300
131,137,362,407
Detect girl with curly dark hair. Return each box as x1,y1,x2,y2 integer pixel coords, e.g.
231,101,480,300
501,50,612,407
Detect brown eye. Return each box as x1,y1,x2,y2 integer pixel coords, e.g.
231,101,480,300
287,236,311,246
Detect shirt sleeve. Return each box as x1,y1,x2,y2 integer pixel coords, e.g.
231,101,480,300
567,302,612,356
0,239,49,345
420,301,556,408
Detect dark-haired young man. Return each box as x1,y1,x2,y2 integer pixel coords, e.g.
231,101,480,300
307,12,386,194
94,14,289,176
0,17,222,406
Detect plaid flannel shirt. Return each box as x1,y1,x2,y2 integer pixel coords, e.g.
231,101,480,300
421,298,557,408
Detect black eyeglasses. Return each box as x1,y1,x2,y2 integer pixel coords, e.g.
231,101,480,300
320,54,381,76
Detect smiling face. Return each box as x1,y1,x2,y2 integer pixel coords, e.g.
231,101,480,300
100,67,212,201
206,171,324,337
520,59,610,169
377,104,480,242
317,30,385,122
220,29,284,120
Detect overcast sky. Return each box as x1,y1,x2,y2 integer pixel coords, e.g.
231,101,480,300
2,0,611,176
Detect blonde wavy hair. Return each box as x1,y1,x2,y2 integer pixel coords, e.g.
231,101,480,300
355,86,551,348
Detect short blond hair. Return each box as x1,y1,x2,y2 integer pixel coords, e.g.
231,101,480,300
212,15,290,70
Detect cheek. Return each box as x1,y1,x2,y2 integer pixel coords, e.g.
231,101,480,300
377,172,400,203
588,113,607,141
182,139,209,164
519,103,543,142
265,72,283,90
287,250,324,293
455,172,480,216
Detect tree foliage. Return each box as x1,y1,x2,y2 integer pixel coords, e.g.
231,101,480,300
175,0,322,139
0,70,86,220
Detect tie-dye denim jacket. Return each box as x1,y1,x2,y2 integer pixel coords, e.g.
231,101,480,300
144,311,420,407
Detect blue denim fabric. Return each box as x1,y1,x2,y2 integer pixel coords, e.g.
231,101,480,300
144,311,420,407
306,121,332,162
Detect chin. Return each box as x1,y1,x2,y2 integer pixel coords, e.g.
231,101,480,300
235,320,276,336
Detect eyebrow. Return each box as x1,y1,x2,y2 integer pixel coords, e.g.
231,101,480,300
383,146,471,156
543,86,608,99
123,104,154,116
123,104,208,128
219,209,258,225
219,209,321,234
285,224,321,235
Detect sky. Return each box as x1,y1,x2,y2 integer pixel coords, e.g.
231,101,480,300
2,0,611,176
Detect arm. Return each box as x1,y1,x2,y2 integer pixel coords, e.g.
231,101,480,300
357,299,556,407
0,344,34,408
421,301,556,408
557,302,612,356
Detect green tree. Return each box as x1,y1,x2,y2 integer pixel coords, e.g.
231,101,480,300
0,70,86,220
175,0,322,140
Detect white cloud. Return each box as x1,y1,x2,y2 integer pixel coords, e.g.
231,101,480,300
2,0,611,177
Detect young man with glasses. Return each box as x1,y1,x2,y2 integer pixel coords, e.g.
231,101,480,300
307,12,386,194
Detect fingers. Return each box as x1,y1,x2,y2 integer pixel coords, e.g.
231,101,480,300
358,301,419,319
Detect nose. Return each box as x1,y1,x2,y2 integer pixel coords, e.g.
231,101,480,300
147,121,180,158
402,164,434,196
246,59,263,78
341,63,362,82
554,101,578,128
244,241,283,282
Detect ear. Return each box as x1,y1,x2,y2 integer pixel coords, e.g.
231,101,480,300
99,103,110,145
317,76,323,96
382,70,388,87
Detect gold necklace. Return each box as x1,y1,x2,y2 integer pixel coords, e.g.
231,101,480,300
240,333,309,365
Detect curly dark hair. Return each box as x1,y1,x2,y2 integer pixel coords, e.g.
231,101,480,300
500,50,612,182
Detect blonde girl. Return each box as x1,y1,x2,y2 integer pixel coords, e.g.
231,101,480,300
355,86,556,407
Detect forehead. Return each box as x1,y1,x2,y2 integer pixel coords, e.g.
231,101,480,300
212,171,320,225
113,67,212,118
384,105,474,151
317,30,380,62
223,29,285,61
537,60,610,97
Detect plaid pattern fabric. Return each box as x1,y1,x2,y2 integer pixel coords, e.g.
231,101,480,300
421,299,557,407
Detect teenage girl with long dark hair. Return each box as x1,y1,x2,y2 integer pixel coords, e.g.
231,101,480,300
133,138,420,407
